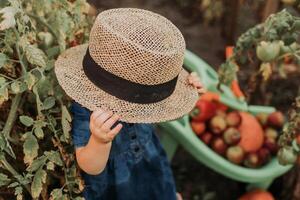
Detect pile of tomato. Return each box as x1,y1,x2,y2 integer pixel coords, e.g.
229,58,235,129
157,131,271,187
189,98,285,168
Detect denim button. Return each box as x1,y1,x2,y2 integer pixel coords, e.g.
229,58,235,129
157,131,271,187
131,135,137,140
134,146,140,152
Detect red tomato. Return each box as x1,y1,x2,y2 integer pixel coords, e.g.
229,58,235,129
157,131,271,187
190,99,217,122
191,121,206,135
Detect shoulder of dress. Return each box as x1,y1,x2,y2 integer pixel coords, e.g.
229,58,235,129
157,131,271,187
70,100,91,116
136,123,155,132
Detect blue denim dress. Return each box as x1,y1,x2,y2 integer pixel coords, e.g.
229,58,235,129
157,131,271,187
70,101,177,200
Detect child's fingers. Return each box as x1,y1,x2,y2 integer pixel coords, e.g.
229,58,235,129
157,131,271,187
198,88,206,94
192,80,202,88
191,75,201,83
102,114,120,132
188,75,201,84
90,109,104,122
190,72,198,77
95,111,113,128
188,74,197,80
190,79,204,89
188,77,198,85
107,124,123,140
176,193,183,200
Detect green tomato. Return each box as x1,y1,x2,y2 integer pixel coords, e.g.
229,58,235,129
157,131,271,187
256,41,282,62
277,146,297,165
280,42,299,54
38,32,54,47
37,32,46,40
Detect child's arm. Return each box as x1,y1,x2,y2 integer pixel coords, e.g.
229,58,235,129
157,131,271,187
75,110,123,175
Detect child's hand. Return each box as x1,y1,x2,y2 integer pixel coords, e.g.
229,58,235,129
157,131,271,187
90,110,123,144
188,72,206,94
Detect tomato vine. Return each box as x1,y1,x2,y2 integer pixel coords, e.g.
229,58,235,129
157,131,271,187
219,10,300,165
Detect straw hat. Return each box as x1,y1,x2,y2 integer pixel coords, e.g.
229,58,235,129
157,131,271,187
54,8,199,123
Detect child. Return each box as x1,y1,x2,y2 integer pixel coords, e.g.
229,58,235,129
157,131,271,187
55,8,205,200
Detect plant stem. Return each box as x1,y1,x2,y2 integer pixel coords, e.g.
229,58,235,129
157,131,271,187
48,118,73,198
1,28,28,143
13,28,27,74
1,156,31,194
0,74,14,81
2,93,22,143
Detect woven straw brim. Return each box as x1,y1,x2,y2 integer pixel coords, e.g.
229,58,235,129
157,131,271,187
55,44,199,123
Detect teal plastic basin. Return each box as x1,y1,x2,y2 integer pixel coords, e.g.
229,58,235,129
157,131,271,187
159,107,292,182
184,50,248,111
158,50,292,189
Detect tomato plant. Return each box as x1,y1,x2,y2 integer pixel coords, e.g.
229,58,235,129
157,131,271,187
0,0,93,199
218,10,300,165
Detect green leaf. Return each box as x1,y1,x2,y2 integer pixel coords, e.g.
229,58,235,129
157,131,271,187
0,1,9,10
62,105,72,122
74,197,85,200
61,105,71,141
0,7,16,31
218,60,238,86
31,167,47,199
0,53,8,67
10,81,20,94
4,139,16,159
15,186,23,200
34,120,47,128
25,45,47,68
0,134,16,159
0,85,9,100
203,192,217,200
34,126,44,139
33,120,47,139
16,173,32,186
50,189,63,200
46,161,55,170
45,59,55,71
33,85,43,118
61,118,70,141
23,132,39,165
278,146,297,165
24,72,36,90
19,115,34,127
0,135,5,150
58,30,66,52
46,46,60,59
292,139,300,152
10,80,26,94
44,151,63,166
0,173,11,186
47,114,57,130
18,34,30,50
42,96,55,110
26,155,47,172
0,77,6,85
8,182,19,188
